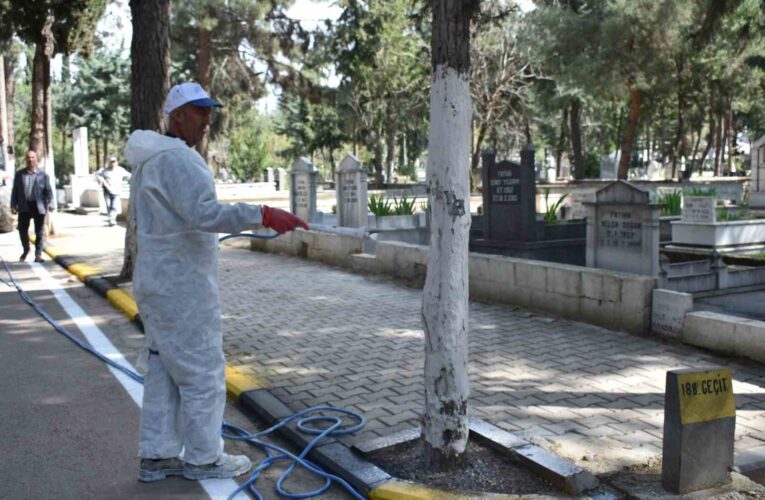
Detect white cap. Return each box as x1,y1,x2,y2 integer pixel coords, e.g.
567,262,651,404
164,82,222,115
109,156,117,162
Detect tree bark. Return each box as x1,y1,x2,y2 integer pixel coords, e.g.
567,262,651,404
700,111,716,176
569,98,584,179
714,111,723,176
385,116,396,183
122,0,172,281
617,82,641,180
422,0,476,472
671,59,687,180
196,26,211,161
30,44,47,157
555,106,568,178
4,50,14,149
0,55,7,165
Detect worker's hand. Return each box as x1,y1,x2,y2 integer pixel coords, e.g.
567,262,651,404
261,205,309,234
11,207,16,215
48,205,55,212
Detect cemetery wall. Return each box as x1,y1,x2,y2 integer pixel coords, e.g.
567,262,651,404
683,311,765,364
356,240,656,335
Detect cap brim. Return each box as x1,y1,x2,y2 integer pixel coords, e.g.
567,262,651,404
187,97,223,108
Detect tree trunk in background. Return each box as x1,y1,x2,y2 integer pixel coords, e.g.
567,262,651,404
555,106,568,178
569,98,584,179
471,120,489,190
30,44,47,157
726,98,733,174
122,0,171,281
0,55,7,165
385,117,396,183
701,111,716,175
714,110,723,176
422,0,477,472
617,83,641,180
373,135,383,186
4,51,14,149
103,136,109,167
95,139,101,173
196,26,211,162
671,59,686,179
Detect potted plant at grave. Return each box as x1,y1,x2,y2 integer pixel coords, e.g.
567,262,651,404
367,193,427,231
542,188,569,224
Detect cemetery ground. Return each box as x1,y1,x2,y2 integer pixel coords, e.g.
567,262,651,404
2,210,765,498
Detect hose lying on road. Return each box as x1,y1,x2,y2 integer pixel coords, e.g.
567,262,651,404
1,237,366,500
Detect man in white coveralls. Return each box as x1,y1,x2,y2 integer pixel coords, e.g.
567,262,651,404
124,82,308,482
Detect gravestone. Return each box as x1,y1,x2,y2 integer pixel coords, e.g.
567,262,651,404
71,127,90,209
662,367,735,494
481,145,536,242
651,289,693,339
586,180,661,276
290,157,317,223
335,154,368,228
682,196,716,224
750,135,765,208
599,157,617,180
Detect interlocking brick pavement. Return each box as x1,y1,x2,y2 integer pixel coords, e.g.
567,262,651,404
23,213,765,474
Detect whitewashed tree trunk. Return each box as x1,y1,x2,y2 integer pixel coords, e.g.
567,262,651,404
422,0,477,471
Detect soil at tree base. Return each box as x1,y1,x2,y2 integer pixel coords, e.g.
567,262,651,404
368,437,561,495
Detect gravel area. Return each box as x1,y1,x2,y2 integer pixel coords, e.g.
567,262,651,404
368,437,561,496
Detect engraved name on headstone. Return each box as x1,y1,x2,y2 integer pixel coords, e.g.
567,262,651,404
290,157,317,223
662,367,735,494
651,289,693,339
481,145,536,242
682,196,716,224
335,154,368,228
597,210,643,249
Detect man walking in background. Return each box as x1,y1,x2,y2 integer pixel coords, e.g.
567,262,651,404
95,156,131,226
10,150,53,262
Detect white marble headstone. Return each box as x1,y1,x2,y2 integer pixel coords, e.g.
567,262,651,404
682,196,716,224
652,289,693,339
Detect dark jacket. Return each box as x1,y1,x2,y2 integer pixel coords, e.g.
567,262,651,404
10,168,52,214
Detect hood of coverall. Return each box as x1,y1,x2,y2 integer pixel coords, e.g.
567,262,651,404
124,130,188,168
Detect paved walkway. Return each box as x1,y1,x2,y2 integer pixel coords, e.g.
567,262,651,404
18,211,765,476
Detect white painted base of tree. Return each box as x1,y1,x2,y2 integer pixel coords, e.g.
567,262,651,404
422,64,471,469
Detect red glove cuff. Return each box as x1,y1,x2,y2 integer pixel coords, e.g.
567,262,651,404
262,205,272,227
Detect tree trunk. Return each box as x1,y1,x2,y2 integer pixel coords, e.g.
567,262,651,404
470,120,489,189
569,98,584,179
701,112,716,176
385,117,396,183
95,138,101,171
713,111,723,176
0,55,7,166
422,0,476,472
30,44,47,157
122,0,172,281
671,60,686,180
4,49,14,149
726,97,733,174
617,83,641,180
373,135,384,186
196,26,211,161
555,106,568,178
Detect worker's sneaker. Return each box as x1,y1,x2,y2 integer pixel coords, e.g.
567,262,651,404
183,453,252,480
138,457,186,482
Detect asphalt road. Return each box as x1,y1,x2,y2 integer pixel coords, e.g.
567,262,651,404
0,261,212,499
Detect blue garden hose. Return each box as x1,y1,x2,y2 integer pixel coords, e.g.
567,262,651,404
0,233,367,500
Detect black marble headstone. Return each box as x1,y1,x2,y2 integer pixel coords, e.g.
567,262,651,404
481,145,537,242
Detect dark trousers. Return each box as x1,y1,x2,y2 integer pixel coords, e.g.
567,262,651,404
18,205,45,257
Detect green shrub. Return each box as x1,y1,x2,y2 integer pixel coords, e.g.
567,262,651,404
368,194,393,216
393,194,417,215
659,191,682,216
543,188,569,224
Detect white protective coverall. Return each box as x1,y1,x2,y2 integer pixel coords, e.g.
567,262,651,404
124,130,263,465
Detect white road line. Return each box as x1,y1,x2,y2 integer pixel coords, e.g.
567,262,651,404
28,262,246,500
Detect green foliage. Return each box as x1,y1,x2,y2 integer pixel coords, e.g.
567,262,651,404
543,188,569,224
227,109,272,182
368,194,393,216
393,194,416,215
659,191,682,215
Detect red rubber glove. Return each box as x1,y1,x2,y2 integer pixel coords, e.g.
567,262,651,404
261,205,309,233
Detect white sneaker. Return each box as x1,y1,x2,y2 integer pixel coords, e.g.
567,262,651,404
182,453,252,480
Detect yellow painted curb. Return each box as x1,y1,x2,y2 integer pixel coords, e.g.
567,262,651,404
44,245,61,259
370,480,516,500
106,288,139,320
226,365,263,397
68,262,103,281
